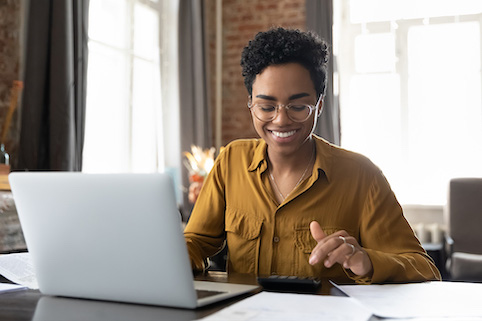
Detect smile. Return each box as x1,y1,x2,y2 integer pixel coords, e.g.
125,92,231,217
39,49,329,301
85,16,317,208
271,130,297,138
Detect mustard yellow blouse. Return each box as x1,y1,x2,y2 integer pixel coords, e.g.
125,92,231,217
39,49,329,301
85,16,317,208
184,136,441,284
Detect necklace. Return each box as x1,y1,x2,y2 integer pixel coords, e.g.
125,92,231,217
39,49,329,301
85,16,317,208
268,144,315,201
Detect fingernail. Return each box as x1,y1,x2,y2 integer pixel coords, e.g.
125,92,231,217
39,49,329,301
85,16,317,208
309,254,318,265
324,260,331,268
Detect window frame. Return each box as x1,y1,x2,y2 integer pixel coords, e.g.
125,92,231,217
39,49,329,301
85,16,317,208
335,3,482,206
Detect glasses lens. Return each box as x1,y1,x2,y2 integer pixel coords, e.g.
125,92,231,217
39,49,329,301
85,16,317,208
287,104,312,122
254,104,276,121
251,104,313,122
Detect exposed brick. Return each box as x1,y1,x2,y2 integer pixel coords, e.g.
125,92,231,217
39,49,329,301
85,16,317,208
0,1,22,168
205,0,306,146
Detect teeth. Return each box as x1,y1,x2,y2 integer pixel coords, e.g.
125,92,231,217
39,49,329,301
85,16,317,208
272,130,296,138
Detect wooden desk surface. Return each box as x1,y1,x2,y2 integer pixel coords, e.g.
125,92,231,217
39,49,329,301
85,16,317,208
0,272,343,321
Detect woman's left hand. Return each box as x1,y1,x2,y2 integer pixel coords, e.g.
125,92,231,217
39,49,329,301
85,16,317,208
308,221,373,277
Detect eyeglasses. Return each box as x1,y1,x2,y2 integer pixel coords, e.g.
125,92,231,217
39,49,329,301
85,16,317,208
248,101,315,123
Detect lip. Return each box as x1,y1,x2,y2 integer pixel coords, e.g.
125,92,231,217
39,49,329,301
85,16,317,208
268,129,299,141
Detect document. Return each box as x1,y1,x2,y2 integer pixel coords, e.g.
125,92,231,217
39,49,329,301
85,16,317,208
334,281,482,319
196,291,372,321
0,252,38,289
0,283,27,293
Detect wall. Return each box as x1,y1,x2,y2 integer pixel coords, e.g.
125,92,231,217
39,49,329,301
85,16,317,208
0,1,26,252
205,0,307,147
0,0,23,167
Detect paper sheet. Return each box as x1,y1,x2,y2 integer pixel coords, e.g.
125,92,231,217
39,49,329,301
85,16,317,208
0,282,27,293
334,281,482,319
196,291,372,321
386,317,482,321
0,252,38,289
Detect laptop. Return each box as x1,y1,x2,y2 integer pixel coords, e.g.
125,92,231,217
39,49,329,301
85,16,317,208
9,172,259,309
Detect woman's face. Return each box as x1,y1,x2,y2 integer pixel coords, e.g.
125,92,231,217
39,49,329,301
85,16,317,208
250,62,322,157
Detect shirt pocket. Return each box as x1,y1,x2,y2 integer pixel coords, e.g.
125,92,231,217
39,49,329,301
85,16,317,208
294,226,357,253
293,227,318,277
225,207,263,274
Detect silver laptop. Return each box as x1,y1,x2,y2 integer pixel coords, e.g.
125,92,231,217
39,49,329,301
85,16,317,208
9,172,258,309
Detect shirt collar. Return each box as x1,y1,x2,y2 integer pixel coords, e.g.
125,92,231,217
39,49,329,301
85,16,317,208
247,136,333,182
248,139,268,172
312,135,333,182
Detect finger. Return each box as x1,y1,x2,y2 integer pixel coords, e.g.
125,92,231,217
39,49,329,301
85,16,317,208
309,231,346,265
322,235,358,268
343,250,358,269
309,221,326,242
324,242,356,268
310,230,349,256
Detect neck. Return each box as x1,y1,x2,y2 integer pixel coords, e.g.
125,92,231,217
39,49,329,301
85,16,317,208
268,138,315,172
267,139,316,202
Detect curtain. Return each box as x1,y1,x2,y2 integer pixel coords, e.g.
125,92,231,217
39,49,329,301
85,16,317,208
306,0,341,145
17,0,89,171
178,0,212,217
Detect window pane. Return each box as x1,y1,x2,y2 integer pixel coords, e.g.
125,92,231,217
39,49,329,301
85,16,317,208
88,0,129,49
83,42,130,173
133,2,159,61
350,0,482,23
131,57,163,173
355,33,396,73
406,22,482,204
85,0,165,174
342,74,402,185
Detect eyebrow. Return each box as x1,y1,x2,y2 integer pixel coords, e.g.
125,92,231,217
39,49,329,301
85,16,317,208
255,93,311,101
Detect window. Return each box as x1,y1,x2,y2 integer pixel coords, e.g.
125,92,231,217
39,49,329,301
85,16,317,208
335,0,482,205
84,0,178,174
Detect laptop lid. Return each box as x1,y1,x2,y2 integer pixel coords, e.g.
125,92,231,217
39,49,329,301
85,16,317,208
9,172,257,309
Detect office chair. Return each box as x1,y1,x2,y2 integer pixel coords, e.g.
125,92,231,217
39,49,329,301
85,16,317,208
445,178,482,282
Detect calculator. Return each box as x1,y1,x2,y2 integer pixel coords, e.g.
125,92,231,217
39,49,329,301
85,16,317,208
257,275,321,293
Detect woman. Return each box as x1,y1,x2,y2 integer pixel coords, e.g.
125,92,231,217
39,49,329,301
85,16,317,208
184,27,440,284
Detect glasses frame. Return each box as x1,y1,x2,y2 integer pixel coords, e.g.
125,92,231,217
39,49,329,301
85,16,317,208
247,100,317,123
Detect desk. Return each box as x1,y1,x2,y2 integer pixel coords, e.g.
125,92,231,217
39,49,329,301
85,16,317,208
0,272,350,321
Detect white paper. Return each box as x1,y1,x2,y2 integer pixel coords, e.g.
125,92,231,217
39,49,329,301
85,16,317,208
196,291,372,321
0,252,38,289
0,282,27,293
334,281,482,319
390,317,482,321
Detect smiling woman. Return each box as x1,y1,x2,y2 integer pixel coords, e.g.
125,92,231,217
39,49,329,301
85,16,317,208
249,63,321,160
184,27,440,284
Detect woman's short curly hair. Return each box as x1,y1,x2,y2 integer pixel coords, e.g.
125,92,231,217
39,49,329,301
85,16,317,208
240,27,329,99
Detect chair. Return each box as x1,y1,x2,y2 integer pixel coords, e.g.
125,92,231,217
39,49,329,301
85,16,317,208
445,178,482,281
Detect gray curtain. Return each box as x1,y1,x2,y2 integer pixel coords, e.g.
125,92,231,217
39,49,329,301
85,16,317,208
306,0,341,145
178,0,212,217
16,0,89,171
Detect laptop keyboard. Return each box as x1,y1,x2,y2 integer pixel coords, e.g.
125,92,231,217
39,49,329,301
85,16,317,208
196,289,226,299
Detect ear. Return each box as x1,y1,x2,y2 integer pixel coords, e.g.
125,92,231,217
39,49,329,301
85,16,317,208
247,95,253,108
316,96,323,117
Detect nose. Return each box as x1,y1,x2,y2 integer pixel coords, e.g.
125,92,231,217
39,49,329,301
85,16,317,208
271,105,292,124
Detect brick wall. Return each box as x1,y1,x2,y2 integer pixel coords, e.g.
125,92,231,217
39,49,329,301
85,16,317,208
205,0,306,147
0,1,25,253
0,0,23,167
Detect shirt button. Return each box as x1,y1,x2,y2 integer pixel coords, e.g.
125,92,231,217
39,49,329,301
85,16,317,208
273,236,280,243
